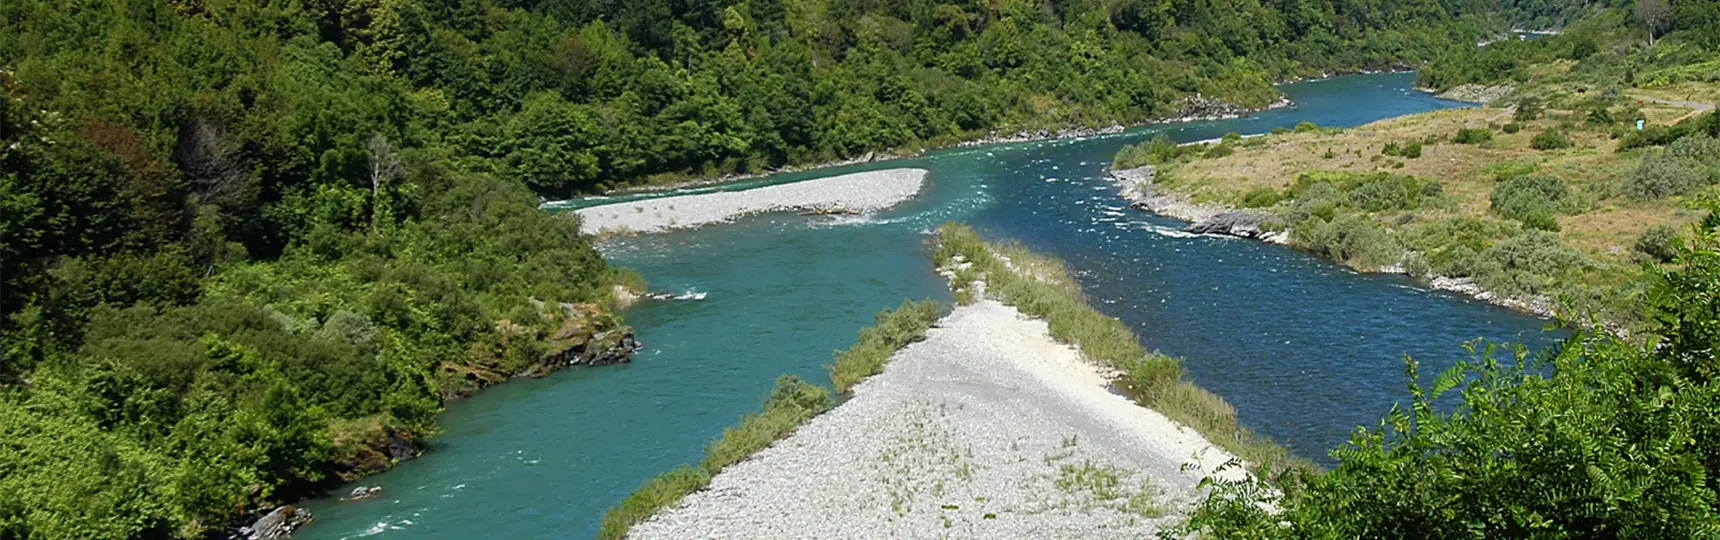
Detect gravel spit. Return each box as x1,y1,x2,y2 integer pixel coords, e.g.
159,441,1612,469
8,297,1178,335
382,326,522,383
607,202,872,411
629,300,1242,539
575,169,928,235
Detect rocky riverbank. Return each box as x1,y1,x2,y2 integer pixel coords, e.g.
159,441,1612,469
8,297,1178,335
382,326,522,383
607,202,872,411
1422,83,1516,104
574,169,928,235
1107,165,1557,319
627,300,1239,539
552,93,1290,204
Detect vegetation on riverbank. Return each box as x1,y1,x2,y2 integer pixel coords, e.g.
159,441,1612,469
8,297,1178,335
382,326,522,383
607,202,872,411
934,223,1314,480
597,375,833,540
598,300,940,539
830,300,944,393
1128,101,1714,328
1178,206,1720,538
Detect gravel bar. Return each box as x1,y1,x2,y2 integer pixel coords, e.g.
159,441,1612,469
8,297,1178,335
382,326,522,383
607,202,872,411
574,168,928,235
629,300,1241,539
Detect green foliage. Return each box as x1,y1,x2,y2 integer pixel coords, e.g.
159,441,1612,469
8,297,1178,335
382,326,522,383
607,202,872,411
1294,121,1320,133
1491,175,1578,222
1635,223,1682,262
829,300,943,394
1453,127,1496,144
1626,134,1720,199
1519,210,1562,231
1474,229,1589,296
1530,129,1575,150
1515,97,1545,122
1240,188,1286,209
1293,213,1403,268
598,375,832,540
1503,122,1524,133
1114,134,1186,170
1288,171,1446,213
1183,215,1720,538
1382,140,1424,158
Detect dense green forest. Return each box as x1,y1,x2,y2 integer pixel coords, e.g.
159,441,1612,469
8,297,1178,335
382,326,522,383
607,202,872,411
1421,0,1720,91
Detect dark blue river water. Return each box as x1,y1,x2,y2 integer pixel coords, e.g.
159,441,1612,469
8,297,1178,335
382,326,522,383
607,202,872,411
300,73,1561,539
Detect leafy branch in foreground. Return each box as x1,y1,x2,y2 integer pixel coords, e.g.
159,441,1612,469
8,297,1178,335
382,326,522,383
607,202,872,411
1180,206,1720,538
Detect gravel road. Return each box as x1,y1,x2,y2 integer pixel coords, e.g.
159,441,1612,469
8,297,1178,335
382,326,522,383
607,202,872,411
574,168,928,235
629,300,1241,539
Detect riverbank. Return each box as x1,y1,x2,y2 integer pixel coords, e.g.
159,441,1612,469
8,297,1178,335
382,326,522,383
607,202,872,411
1109,104,1715,328
629,299,1238,539
556,95,1293,202
573,169,928,235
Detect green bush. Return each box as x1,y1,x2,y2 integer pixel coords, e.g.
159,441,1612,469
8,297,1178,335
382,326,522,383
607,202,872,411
1529,129,1574,150
1635,224,1681,263
1293,213,1402,268
1626,134,1720,200
1240,187,1285,208
1475,229,1587,296
1453,127,1494,144
1513,97,1544,121
1586,105,1615,125
1295,121,1320,133
1491,175,1575,221
1203,144,1236,159
1401,217,1524,278
1519,210,1561,232
1113,134,1184,170
1502,122,1523,134
1382,141,1423,158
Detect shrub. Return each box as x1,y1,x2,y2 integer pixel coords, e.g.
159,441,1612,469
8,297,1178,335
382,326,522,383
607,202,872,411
1529,129,1573,150
1271,126,1292,135
1502,122,1522,134
1294,213,1402,268
1203,144,1235,159
1222,132,1243,144
1453,127,1493,144
1239,187,1284,208
1475,229,1586,296
1382,141,1423,158
1634,224,1681,263
1295,121,1320,133
1519,211,1561,232
1490,175,1574,221
1586,105,1614,125
1626,134,1720,199
1513,97,1543,121
1114,134,1185,170
1401,217,1523,277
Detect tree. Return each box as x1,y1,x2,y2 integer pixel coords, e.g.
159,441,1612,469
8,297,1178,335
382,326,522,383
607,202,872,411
367,134,403,229
1636,0,1672,44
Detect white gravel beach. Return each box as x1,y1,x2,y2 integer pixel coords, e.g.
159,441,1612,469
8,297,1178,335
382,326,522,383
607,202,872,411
574,168,928,235
629,300,1241,539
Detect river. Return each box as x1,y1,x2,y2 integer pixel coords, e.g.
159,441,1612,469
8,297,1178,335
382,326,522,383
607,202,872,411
300,73,1563,539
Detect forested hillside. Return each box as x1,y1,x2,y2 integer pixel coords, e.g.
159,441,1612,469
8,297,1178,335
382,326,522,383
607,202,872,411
1,0,1515,538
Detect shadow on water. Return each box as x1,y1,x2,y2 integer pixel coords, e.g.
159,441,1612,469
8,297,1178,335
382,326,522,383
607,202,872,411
299,73,1563,540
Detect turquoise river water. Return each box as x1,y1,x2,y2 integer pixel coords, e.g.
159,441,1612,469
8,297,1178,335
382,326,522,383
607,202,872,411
301,73,1563,539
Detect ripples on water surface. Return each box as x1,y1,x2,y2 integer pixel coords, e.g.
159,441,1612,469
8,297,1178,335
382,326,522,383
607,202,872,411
301,73,1564,539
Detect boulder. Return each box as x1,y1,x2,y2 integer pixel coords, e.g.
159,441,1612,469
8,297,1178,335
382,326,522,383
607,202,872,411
238,506,310,540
